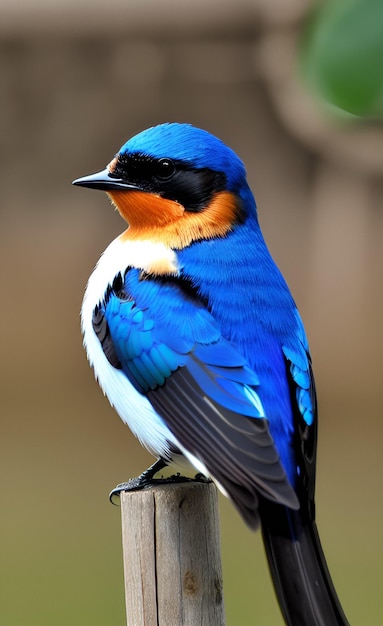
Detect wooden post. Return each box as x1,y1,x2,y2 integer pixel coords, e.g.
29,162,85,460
120,481,225,626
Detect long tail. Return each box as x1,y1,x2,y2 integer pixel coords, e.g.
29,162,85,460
259,500,350,626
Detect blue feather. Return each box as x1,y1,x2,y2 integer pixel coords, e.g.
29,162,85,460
101,266,268,435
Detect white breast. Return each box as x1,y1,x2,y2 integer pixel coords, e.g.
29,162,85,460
81,236,181,458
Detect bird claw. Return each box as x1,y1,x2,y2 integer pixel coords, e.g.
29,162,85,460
109,471,212,505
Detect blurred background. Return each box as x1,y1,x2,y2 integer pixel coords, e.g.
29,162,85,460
1,0,382,624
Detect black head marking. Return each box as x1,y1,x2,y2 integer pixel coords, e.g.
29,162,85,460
110,153,227,212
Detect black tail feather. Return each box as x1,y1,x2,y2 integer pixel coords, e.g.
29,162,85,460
260,500,350,626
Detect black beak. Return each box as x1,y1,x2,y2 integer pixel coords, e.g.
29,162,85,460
72,168,140,192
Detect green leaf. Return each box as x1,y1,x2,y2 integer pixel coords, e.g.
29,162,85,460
300,0,383,117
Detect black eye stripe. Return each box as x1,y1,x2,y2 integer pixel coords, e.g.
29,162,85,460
112,153,227,212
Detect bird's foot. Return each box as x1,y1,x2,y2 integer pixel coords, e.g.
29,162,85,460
109,461,211,506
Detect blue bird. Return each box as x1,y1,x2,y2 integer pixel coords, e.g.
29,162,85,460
73,123,349,626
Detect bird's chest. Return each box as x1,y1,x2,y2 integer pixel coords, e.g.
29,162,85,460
80,236,182,455
82,236,179,358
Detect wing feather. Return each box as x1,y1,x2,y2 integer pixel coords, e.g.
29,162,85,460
282,317,318,507
94,269,300,525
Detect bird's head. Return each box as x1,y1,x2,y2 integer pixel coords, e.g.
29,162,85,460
73,123,255,249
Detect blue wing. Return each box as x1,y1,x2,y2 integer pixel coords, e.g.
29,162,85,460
283,330,314,427
282,311,317,504
93,269,299,527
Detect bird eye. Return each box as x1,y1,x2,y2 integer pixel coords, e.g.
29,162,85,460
155,158,176,180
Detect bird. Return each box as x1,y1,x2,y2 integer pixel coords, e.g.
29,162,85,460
73,122,349,626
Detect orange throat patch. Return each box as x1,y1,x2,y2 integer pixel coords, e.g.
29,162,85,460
108,189,241,250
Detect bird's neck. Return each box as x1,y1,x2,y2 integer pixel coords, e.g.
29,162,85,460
178,215,278,296
178,214,294,350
